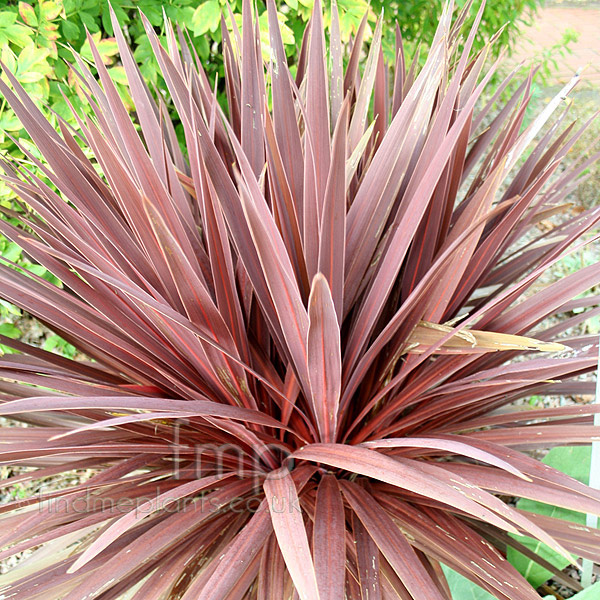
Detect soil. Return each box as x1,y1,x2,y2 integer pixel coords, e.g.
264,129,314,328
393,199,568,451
510,2,600,86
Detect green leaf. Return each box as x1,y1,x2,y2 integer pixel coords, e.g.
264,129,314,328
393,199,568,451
0,12,18,28
258,10,294,49
3,23,33,47
0,322,22,339
17,45,50,73
96,38,119,58
108,65,128,85
442,565,496,599
53,58,68,79
17,71,45,83
18,2,38,27
104,0,128,29
539,446,592,485
80,35,118,63
43,334,78,358
1,46,17,72
79,11,99,32
82,0,100,11
41,1,63,21
61,18,80,40
283,0,298,10
508,446,593,588
27,264,48,277
195,35,209,60
0,299,20,317
544,583,600,600
0,113,22,132
137,1,162,26
3,242,23,263
192,0,221,36
567,582,600,599
101,2,113,35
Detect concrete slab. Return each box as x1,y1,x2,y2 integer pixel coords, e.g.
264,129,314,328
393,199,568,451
510,3,600,86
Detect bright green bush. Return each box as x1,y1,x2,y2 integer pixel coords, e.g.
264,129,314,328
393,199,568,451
0,0,545,347
0,0,369,148
0,0,544,159
372,0,543,62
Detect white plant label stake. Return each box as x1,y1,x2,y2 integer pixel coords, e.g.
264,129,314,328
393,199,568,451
582,334,600,588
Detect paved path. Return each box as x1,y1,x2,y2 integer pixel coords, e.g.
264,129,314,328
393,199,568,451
510,3,600,86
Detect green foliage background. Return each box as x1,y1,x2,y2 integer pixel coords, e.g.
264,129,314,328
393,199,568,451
0,0,543,167
508,446,594,589
0,0,543,339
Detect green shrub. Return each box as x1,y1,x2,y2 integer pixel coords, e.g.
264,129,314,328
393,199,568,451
373,0,543,62
0,0,545,162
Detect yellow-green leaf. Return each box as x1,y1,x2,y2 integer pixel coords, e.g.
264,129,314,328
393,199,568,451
192,0,221,36
18,2,38,27
40,0,62,21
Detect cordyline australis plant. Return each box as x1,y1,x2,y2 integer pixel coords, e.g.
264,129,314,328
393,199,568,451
0,0,600,597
